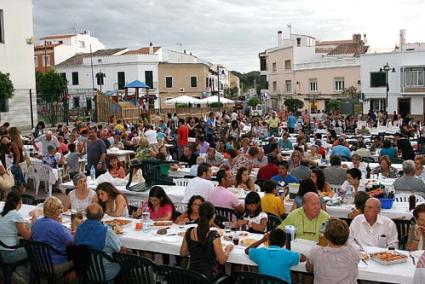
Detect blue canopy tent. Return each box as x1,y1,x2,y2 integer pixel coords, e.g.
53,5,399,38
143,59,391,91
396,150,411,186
124,80,151,101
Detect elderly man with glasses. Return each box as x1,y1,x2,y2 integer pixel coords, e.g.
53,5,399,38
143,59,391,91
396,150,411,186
279,192,330,242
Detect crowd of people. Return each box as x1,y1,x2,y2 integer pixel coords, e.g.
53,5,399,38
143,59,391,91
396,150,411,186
0,107,424,283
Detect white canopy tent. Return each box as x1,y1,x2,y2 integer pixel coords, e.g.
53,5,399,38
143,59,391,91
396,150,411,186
165,95,202,105
199,95,234,104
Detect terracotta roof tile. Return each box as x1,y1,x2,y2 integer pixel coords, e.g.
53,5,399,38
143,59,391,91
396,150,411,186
123,47,161,55
56,48,128,67
40,34,74,40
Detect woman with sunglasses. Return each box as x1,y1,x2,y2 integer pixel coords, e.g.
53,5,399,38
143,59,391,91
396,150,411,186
175,195,204,224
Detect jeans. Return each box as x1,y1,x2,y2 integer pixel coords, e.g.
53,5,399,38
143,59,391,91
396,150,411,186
1,247,27,264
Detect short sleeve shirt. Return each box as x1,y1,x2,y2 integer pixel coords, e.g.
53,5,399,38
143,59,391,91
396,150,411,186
249,246,300,283
208,186,241,210
149,204,173,220
0,210,24,249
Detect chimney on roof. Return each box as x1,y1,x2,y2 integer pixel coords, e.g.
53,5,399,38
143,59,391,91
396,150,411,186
399,29,406,51
149,42,153,54
352,34,361,43
363,34,367,45
184,49,186,54
277,31,283,47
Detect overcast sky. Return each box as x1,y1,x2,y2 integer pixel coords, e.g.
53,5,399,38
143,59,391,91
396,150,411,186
33,0,425,72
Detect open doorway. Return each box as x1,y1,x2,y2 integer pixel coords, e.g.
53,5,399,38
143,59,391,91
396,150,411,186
398,98,411,118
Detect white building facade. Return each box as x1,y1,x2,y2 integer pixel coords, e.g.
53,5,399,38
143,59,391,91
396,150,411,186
361,50,425,121
0,0,37,126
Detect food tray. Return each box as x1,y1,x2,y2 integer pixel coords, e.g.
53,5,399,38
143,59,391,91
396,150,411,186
370,251,408,265
152,221,173,227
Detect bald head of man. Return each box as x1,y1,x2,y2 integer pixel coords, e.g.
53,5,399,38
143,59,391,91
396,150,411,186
364,197,381,225
86,203,104,221
303,192,321,220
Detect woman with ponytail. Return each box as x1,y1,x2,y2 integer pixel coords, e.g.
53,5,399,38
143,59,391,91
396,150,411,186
180,201,233,279
0,192,32,266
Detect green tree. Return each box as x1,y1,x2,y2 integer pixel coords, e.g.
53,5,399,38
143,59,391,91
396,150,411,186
0,72,14,113
284,98,304,112
327,99,341,112
247,97,261,107
36,70,67,126
342,86,360,99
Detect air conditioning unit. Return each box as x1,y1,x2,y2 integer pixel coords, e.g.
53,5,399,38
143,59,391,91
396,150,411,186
179,88,185,92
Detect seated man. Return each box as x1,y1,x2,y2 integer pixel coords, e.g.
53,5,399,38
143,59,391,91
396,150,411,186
179,145,198,167
245,228,306,284
279,192,330,242
323,155,347,185
182,163,215,203
208,168,244,214
290,160,312,181
75,204,121,281
330,137,351,160
349,198,398,248
271,160,299,185
205,147,223,167
253,147,268,168
257,154,279,181
393,160,425,194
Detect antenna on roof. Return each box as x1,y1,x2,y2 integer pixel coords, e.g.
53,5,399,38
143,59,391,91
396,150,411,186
69,23,77,35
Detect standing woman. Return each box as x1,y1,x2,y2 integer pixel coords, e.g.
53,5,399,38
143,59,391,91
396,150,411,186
96,182,129,217
9,127,25,194
180,202,233,279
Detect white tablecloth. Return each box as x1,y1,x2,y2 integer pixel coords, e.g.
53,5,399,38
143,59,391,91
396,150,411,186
6,203,415,283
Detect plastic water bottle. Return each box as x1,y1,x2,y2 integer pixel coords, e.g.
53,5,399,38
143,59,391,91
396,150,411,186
90,165,96,181
344,186,354,204
142,202,151,232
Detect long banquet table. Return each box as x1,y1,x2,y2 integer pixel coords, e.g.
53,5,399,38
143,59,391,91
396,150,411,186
6,203,417,284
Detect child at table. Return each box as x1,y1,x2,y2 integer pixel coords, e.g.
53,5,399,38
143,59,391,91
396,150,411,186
234,192,267,233
245,229,306,284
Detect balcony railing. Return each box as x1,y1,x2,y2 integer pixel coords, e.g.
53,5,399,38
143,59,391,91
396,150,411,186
294,58,360,70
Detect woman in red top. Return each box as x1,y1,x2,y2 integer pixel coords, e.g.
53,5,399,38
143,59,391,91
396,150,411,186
147,186,175,221
106,155,125,179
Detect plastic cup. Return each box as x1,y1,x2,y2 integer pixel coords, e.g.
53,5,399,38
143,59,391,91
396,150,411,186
135,222,143,231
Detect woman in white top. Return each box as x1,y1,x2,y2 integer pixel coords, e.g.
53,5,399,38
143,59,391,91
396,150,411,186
414,155,425,182
0,192,32,265
68,173,98,212
96,182,129,217
407,204,425,251
234,192,267,233
340,168,365,195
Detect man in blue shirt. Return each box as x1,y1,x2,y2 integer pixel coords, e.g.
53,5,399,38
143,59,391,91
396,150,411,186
245,229,306,283
75,204,121,281
272,161,299,185
287,112,296,134
330,137,351,159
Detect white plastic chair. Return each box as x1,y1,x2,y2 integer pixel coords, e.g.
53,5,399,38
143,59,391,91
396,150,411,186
32,164,55,197
174,202,188,213
24,165,38,189
395,193,425,203
329,184,341,193
173,178,190,187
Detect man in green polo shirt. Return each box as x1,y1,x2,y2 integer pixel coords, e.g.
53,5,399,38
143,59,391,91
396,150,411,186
279,192,330,242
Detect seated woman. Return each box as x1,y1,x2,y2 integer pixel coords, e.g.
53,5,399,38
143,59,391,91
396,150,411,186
96,182,129,217
372,155,399,178
135,137,156,160
175,195,204,224
235,192,267,233
0,192,32,278
107,155,125,179
68,173,98,212
340,168,365,195
311,169,333,194
110,134,124,150
180,202,233,279
288,150,302,171
407,203,425,251
379,139,397,159
347,191,369,219
235,167,256,192
306,218,360,283
291,179,326,211
31,197,74,275
134,186,175,221
415,155,425,181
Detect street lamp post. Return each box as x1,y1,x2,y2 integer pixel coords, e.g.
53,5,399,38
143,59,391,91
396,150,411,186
380,62,395,110
217,65,221,106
